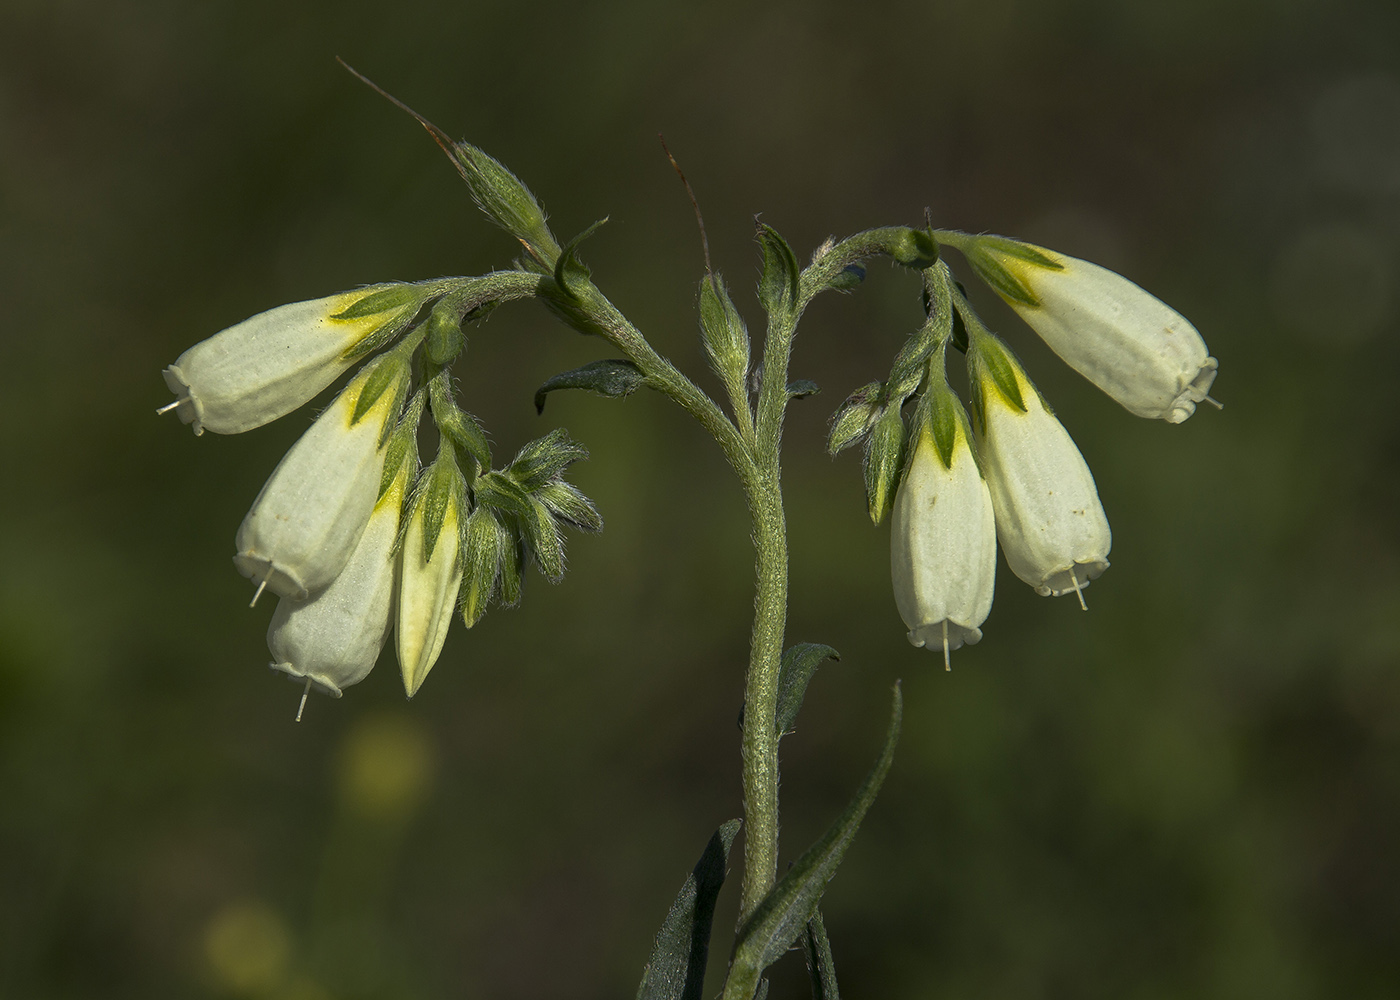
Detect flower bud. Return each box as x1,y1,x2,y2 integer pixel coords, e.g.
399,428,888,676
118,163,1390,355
233,355,409,602
969,334,1111,599
960,235,1217,423
396,452,467,698
890,390,997,667
265,452,412,698
160,286,421,435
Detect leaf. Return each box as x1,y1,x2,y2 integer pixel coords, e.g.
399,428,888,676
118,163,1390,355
774,643,840,737
729,684,902,987
554,217,610,298
801,910,840,1000
756,222,800,315
534,359,648,414
786,380,820,400
635,819,742,1000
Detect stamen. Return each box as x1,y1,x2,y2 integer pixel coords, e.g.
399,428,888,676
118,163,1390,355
942,620,951,672
249,568,272,608
1203,395,1224,410
295,678,311,723
1069,566,1088,611
155,400,181,416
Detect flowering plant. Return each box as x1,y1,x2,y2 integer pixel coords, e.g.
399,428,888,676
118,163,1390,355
161,69,1218,998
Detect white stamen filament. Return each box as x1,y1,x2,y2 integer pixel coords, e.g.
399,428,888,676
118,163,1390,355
1204,395,1224,410
942,620,951,672
249,568,272,608
155,400,181,416
1069,565,1088,611
295,677,311,723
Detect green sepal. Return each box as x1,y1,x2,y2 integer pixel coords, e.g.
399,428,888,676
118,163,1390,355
967,332,1028,426
534,359,648,414
553,217,609,298
728,685,902,993
961,235,1060,309
458,505,505,627
417,450,466,565
451,141,561,266
884,323,938,402
330,284,421,321
922,385,971,472
699,275,751,384
471,470,535,520
862,406,906,525
634,819,742,1000
800,910,840,1000
508,428,590,491
787,380,820,400
350,354,409,429
497,519,525,607
754,982,769,1000
775,643,840,737
537,481,603,533
377,392,425,501
756,222,800,316
523,495,565,581
826,383,882,456
341,305,424,364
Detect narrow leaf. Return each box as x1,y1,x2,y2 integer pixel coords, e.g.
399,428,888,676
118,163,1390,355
636,819,742,1000
730,684,902,978
801,910,840,1000
534,359,648,414
775,643,840,737
554,217,610,298
786,380,820,399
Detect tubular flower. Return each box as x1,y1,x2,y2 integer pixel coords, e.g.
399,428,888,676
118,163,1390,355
890,389,997,668
396,450,468,698
266,450,412,699
160,285,420,435
233,354,410,602
969,332,1110,600
959,235,1217,423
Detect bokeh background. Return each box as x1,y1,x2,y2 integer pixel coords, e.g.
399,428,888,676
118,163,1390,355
4,0,1399,996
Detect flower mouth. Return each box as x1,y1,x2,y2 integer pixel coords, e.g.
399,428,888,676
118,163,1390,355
232,552,311,603
160,364,205,435
906,620,983,651
1035,559,1110,599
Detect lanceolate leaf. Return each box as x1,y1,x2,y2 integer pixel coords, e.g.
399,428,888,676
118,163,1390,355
756,222,800,315
726,685,902,998
534,359,648,414
801,910,840,1000
774,643,840,738
635,819,742,1000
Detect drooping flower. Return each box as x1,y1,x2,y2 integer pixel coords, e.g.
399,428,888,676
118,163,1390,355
160,285,422,435
265,411,419,703
396,448,468,698
233,353,410,602
890,386,997,668
968,330,1110,601
956,234,1217,423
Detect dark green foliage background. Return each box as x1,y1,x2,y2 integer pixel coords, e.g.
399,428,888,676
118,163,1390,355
4,0,1399,996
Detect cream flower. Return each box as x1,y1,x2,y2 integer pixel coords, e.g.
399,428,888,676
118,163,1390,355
396,451,467,698
890,390,997,668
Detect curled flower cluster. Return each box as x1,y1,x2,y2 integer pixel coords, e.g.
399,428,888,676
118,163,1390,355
833,237,1218,666
161,281,600,712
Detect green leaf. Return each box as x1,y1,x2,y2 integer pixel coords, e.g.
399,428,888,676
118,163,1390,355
534,359,648,414
635,819,742,1000
801,910,839,1000
775,643,840,737
826,263,865,293
826,383,881,456
756,222,800,315
728,685,902,992
451,141,560,264
537,481,603,533
554,217,610,298
786,380,820,399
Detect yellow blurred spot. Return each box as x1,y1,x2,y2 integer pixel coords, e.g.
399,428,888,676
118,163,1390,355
204,899,291,994
338,712,434,821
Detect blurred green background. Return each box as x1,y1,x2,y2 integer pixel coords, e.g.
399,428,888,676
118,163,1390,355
4,0,1399,996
